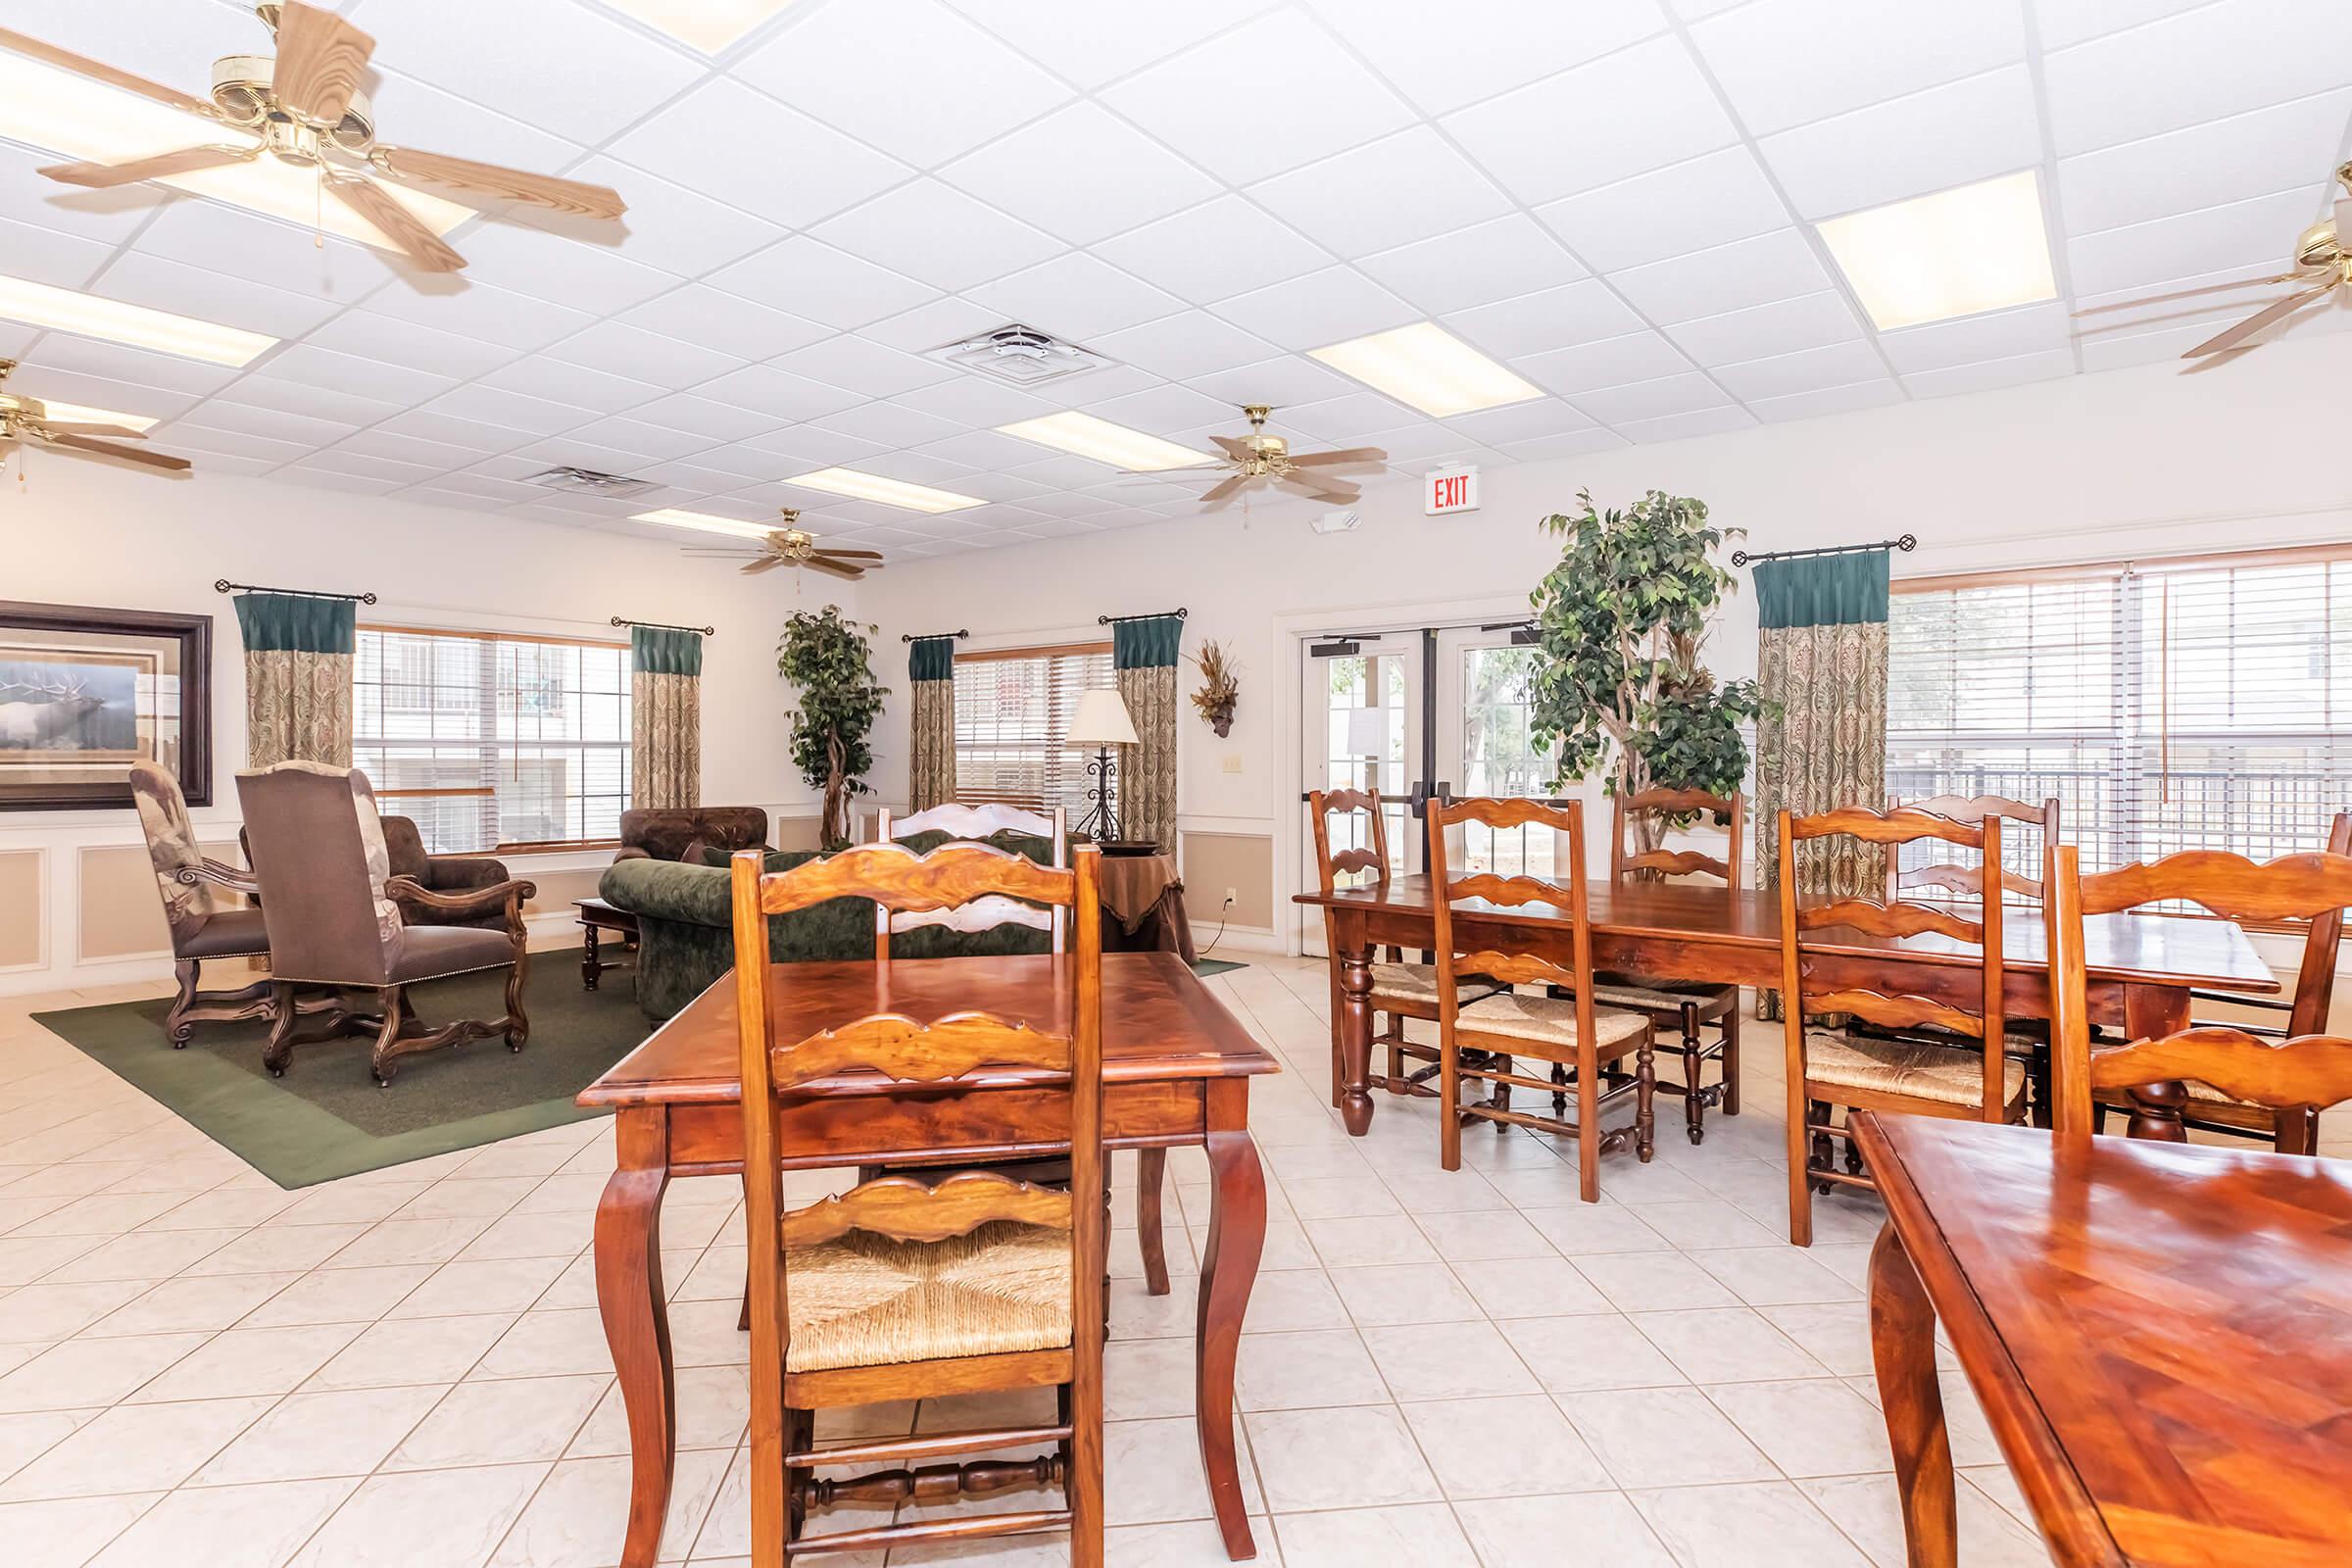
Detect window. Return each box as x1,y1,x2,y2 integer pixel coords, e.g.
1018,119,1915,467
354,625,631,853
1887,547,2352,887
1454,643,1558,878
952,642,1114,817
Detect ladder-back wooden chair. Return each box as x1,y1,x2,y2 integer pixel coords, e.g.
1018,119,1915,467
874,803,1067,956
1888,793,2060,903
1775,807,2028,1246
730,840,1105,1564
2043,819,2352,1154
1428,796,1655,1200
1599,787,1745,1145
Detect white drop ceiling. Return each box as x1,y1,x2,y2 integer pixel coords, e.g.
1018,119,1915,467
2,0,2349,559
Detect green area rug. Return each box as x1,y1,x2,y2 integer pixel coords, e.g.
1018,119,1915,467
32,948,645,1189
1190,958,1249,977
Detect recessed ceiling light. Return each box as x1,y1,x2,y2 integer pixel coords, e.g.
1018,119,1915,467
997,413,1208,472
0,274,276,367
1308,321,1543,418
631,507,777,538
0,49,471,248
37,400,160,433
787,468,982,514
600,0,806,53
1818,170,2058,331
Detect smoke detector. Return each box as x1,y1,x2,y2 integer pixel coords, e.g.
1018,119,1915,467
926,323,1113,387
525,465,659,499
1311,508,1362,535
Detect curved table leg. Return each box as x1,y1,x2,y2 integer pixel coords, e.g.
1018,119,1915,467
1196,1079,1264,1561
1331,909,1376,1136
1869,1221,1956,1568
597,1108,676,1568
1136,1147,1171,1298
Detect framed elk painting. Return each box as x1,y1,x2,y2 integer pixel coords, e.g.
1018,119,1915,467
0,602,212,810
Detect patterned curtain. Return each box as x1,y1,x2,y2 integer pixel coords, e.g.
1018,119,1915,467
631,626,703,809
1111,614,1182,850
907,635,956,812
1752,549,1891,900
233,592,354,769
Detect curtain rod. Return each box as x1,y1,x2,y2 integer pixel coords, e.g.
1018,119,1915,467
610,616,715,637
1730,534,1916,568
215,578,377,605
1097,607,1188,625
900,627,970,644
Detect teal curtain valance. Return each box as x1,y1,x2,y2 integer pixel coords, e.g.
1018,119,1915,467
232,592,355,655
631,624,704,677
1754,551,1890,630
1111,614,1184,669
908,635,956,682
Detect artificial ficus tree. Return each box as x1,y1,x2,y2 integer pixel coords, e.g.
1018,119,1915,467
1527,489,1767,851
775,606,886,849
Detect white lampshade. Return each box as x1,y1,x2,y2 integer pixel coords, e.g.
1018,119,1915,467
1066,687,1139,747
1344,707,1390,756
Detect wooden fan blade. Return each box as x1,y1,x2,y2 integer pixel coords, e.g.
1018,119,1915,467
1120,463,1229,476
271,1,374,127
806,559,863,580
39,145,256,190
811,548,885,560
0,26,218,116
1199,472,1251,506
32,421,147,439
2071,272,2301,318
374,147,626,220
324,175,465,272
1209,434,1253,461
1287,446,1388,466
43,432,190,471
1279,472,1359,503
740,557,787,575
2181,282,2335,358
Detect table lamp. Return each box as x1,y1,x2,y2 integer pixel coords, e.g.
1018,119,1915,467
1067,687,1139,843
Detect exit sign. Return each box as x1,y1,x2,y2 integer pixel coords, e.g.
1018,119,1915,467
1424,465,1479,515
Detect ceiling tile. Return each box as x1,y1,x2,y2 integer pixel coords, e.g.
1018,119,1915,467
375,408,539,454
859,297,1011,354
630,392,783,443
246,342,451,405
1709,337,1888,400
1494,427,1628,462
2056,89,2352,236
1512,330,1696,396
1691,0,2027,137
1878,301,2069,373
360,65,586,177
477,356,667,416
88,252,342,341
1103,9,1415,185
893,376,1059,428
616,284,830,360
1211,268,1417,351
1090,312,1281,381
347,0,706,143
217,374,403,427
937,101,1221,246
1358,216,1588,318
7,363,195,421
1081,382,1242,436
527,415,712,465
1439,398,1596,445
2042,0,2352,156
278,466,402,496
735,0,1075,167
441,222,680,316
2034,0,2212,50
1249,127,1516,258
128,202,389,308
0,216,121,289
423,381,596,437
915,428,1062,469
1665,288,1867,366
1184,354,1357,408
299,448,442,485
1571,371,1734,423
807,399,966,449
1444,279,1647,359
1900,346,2076,398
1534,147,1792,275
607,77,912,229
710,237,941,330
941,0,1280,91
811,180,1065,294
743,422,891,466
1759,65,2044,219
699,364,868,423
1611,405,1758,443
2066,183,2328,298
156,425,313,467
1608,227,1831,324
303,310,519,382
1442,33,1739,207
1310,0,1669,117
965,252,1185,341
0,144,154,247
1091,197,1331,306
1747,377,1906,422
365,275,596,352
520,156,786,279
172,400,360,450
541,318,748,390
772,336,958,399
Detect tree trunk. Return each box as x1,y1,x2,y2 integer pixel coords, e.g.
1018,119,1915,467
821,731,850,848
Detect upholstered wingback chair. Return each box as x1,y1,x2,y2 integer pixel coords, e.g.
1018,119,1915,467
380,815,517,932
130,760,274,1047
612,806,768,864
236,762,535,1085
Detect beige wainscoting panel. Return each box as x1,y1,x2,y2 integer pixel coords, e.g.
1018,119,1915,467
518,866,607,919
78,838,251,964
0,850,44,970
1180,832,1274,929
775,815,825,853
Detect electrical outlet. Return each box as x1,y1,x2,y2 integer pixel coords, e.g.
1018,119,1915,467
1221,755,1243,774
1223,888,1237,907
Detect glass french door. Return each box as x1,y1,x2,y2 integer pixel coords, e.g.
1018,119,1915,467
1299,635,1422,956
1435,627,1567,879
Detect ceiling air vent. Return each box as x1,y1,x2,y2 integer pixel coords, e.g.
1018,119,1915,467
525,465,659,499
925,323,1112,388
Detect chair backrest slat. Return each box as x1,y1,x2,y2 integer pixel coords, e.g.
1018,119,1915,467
1798,897,1982,944
874,805,1068,956
1890,794,2059,901
764,838,1074,916
780,1170,1073,1250
1612,788,1742,890
1307,788,1392,895
774,1010,1070,1087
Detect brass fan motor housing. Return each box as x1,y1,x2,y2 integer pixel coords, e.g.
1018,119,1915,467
210,53,376,151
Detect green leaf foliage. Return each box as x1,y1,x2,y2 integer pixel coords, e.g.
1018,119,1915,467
775,606,886,849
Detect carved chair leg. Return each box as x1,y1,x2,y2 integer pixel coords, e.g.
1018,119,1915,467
1719,1004,1741,1116
1440,1030,1462,1172
504,959,529,1053
167,959,201,1048
785,1406,813,1544
1810,1101,1839,1197
1680,1003,1705,1145
1634,1036,1656,1163
1550,1059,1569,1115
1494,1054,1513,1131
263,981,301,1077
369,986,407,1086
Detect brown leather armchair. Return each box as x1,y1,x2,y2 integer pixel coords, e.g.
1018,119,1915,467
130,760,274,1048
381,815,519,932
612,806,768,864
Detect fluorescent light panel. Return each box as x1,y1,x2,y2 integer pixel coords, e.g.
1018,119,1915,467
1308,321,1542,418
28,399,159,433
1818,170,2058,331
0,274,275,367
0,50,471,249
601,0,806,53
788,467,981,514
997,412,1208,472
632,508,777,538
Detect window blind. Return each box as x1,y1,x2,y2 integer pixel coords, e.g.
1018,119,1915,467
353,625,631,854
1887,547,2352,885
952,642,1113,816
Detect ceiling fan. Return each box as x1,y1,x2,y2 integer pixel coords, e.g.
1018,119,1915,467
1,3,625,274
681,513,886,580
1130,405,1386,509
2075,161,2351,359
0,360,192,476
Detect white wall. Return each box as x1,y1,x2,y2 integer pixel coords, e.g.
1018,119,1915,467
1,459,835,996
851,337,2352,949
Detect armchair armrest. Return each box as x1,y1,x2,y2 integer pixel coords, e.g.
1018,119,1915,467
427,855,513,893
175,858,261,898
611,845,652,862
387,874,536,928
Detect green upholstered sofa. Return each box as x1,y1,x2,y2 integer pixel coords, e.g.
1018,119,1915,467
599,832,1057,1021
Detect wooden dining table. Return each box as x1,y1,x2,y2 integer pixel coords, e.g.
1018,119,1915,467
576,950,1280,1567
1854,1112,2352,1566
1297,875,2278,1136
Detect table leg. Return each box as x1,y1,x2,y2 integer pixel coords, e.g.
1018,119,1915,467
581,923,602,992
1136,1146,1171,1297
1869,1221,1956,1568
2122,983,2192,1141
597,1108,676,1568
1197,1078,1264,1561
1330,909,1376,1137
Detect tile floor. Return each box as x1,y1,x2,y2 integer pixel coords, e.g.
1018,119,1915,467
0,956,2082,1566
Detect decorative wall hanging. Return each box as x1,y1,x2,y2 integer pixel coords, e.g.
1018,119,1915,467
0,600,212,810
1188,639,1239,738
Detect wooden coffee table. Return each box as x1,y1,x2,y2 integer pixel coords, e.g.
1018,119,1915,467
573,897,638,991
